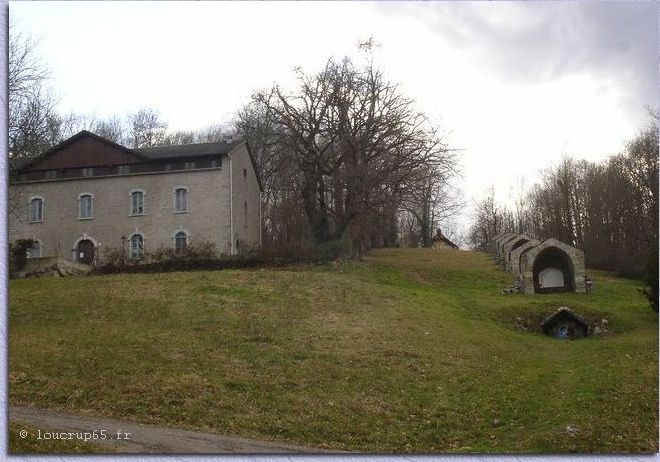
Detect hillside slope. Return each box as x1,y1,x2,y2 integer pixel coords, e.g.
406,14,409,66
9,248,658,453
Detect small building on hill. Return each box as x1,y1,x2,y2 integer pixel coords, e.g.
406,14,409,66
431,229,459,250
489,233,587,294
502,234,534,273
541,306,591,339
519,238,586,294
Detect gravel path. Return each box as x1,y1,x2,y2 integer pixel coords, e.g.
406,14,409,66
10,406,342,453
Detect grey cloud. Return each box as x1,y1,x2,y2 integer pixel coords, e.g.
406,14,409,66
374,1,658,118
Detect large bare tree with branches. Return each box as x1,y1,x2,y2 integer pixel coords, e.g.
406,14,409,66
127,107,169,148
252,56,459,256
8,24,59,172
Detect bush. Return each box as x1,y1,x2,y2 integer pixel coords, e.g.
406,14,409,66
93,239,352,275
10,239,35,272
314,239,350,262
250,241,316,262
642,241,658,312
149,241,218,264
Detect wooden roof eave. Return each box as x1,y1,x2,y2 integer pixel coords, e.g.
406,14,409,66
16,130,149,173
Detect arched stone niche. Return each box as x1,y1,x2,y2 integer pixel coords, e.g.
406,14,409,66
520,238,586,294
490,232,510,254
510,238,541,276
495,233,519,267
541,307,591,339
502,234,532,273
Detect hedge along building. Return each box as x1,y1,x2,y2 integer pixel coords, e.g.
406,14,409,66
9,131,263,265
490,233,587,294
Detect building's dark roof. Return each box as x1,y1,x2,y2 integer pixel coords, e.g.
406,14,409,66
432,229,459,249
134,140,242,160
540,306,591,336
12,131,244,171
10,130,145,172
134,139,264,192
11,130,264,192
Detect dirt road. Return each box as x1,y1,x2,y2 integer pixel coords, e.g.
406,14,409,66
9,406,343,453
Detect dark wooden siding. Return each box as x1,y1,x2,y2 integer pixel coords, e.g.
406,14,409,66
21,157,223,182
28,136,143,171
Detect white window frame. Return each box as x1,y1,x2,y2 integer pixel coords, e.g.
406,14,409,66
28,196,44,223
129,233,145,260
173,187,188,213
27,239,42,258
82,167,94,177
78,193,94,219
173,229,190,254
129,189,145,216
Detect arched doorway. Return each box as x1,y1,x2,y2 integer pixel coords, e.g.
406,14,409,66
503,235,531,272
76,239,96,265
532,247,575,293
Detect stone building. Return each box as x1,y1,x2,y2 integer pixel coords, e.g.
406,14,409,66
490,233,587,294
431,228,459,250
9,131,263,265
501,234,534,273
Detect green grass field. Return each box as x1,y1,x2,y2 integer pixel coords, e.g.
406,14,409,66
8,248,658,453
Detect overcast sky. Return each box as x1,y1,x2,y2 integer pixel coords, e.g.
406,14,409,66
9,1,659,237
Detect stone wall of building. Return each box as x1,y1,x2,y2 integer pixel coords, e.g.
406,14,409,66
227,142,262,253
10,167,231,261
9,143,262,263
489,233,587,294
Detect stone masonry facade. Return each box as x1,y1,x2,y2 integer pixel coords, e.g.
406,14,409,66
9,131,262,265
489,233,587,294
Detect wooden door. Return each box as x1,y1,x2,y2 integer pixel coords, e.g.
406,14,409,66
77,239,95,265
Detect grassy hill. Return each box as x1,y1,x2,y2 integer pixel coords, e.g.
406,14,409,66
8,248,658,453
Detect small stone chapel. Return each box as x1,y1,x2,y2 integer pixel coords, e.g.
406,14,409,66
490,233,587,294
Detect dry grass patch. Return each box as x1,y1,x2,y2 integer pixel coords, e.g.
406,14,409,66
9,249,658,453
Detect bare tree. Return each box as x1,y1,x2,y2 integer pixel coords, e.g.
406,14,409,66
467,186,514,251
622,107,658,247
232,102,309,247
8,23,59,225
483,109,659,279
194,123,236,143
8,25,49,103
8,23,59,172
253,57,459,257
93,115,127,144
127,107,168,148
401,165,464,247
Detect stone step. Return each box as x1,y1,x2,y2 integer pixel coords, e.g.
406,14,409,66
20,257,91,278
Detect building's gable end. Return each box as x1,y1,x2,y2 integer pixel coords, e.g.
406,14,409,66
237,141,263,192
433,236,458,249
24,131,144,172
511,239,541,276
